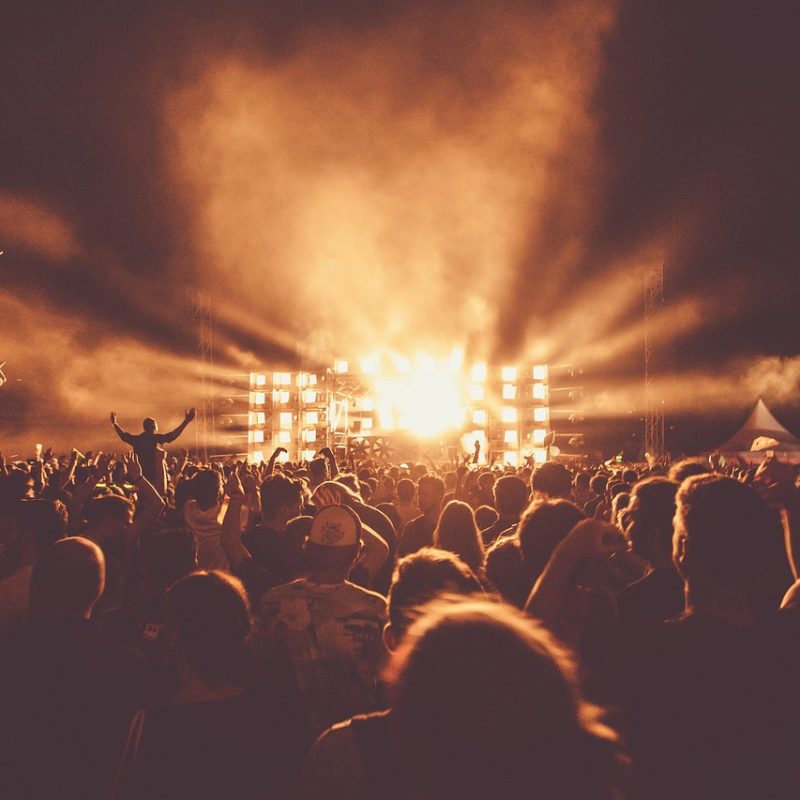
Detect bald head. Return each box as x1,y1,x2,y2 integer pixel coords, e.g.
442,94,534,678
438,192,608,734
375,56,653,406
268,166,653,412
29,537,105,618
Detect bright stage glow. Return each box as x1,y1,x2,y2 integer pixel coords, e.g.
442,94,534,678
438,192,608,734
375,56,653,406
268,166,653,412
361,354,380,374
470,362,487,382
373,353,466,437
247,351,554,464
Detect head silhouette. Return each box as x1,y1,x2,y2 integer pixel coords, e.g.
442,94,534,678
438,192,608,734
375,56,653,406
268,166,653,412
386,598,626,800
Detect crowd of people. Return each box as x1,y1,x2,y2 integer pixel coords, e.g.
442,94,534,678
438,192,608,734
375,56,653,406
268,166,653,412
1,409,800,799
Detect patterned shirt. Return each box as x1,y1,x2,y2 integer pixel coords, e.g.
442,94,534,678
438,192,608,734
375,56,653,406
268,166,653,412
256,579,387,736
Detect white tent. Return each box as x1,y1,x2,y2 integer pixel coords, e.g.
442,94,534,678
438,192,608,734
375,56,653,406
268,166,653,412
718,398,800,460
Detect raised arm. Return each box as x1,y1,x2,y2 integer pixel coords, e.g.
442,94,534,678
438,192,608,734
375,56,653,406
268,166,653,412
110,411,135,445
157,408,196,444
266,446,287,476
67,453,113,535
221,471,250,571
525,519,627,645
58,448,82,491
354,523,389,584
126,454,165,539
170,447,190,487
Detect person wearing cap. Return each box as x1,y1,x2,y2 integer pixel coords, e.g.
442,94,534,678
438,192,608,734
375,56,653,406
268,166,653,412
310,481,391,591
254,505,388,739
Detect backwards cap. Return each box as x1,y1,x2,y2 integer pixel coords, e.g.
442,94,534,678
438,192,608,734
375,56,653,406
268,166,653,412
308,504,362,547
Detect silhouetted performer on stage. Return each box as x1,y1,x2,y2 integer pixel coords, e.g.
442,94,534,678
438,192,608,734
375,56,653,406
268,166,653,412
110,409,195,495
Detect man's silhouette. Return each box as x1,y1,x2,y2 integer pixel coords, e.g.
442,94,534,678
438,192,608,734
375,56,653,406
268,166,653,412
110,409,195,495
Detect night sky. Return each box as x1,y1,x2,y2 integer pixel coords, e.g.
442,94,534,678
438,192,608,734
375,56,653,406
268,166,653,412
1,0,798,456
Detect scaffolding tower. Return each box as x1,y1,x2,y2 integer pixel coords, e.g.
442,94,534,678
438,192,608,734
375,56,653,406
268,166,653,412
644,265,665,463
194,293,216,462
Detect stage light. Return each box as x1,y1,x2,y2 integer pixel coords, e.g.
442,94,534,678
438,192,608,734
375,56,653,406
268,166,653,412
389,354,411,373
248,357,552,465
361,354,380,374
504,451,519,466
253,430,264,443
533,448,548,463
374,358,464,437
417,353,435,370
469,384,485,401
377,400,395,430
303,429,316,443
302,449,316,462
446,347,464,371
470,362,487,382
502,383,517,400
251,450,264,464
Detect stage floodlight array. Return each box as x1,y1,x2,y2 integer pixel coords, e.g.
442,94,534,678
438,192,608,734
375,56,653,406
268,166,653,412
248,358,553,466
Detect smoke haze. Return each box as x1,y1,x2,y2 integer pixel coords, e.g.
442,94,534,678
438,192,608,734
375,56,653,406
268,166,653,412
1,0,798,454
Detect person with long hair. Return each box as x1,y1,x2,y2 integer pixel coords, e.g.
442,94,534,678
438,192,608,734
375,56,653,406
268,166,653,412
433,500,485,575
385,599,628,800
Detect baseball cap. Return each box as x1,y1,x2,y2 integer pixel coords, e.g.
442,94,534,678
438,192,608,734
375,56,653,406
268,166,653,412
308,505,362,547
